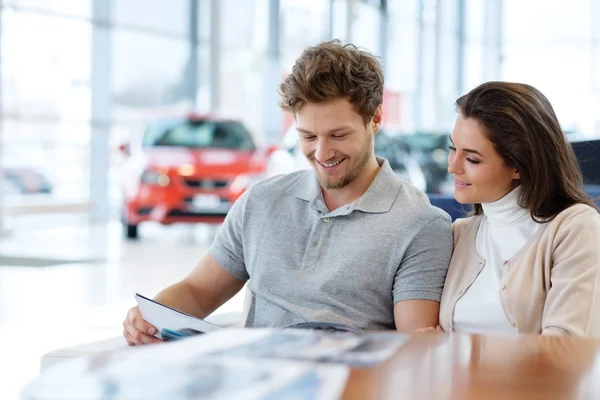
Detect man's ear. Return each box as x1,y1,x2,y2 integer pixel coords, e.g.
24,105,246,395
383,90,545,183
372,105,383,133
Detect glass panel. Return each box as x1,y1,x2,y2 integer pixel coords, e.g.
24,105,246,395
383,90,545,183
1,9,91,121
386,20,419,91
2,118,90,203
464,0,485,43
438,35,459,125
112,0,190,36
463,43,484,92
502,0,598,136
281,0,330,70
218,0,270,139
503,0,592,43
594,45,600,93
501,44,595,133
2,0,90,18
197,0,211,41
387,0,420,20
386,0,420,131
331,0,348,42
418,19,437,131
351,2,381,53
196,44,211,113
111,28,191,121
221,0,259,49
438,0,459,33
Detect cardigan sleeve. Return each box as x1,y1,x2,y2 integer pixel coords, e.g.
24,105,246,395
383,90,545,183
541,207,600,337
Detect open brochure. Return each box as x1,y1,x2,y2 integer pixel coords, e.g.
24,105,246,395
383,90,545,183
24,329,411,399
135,293,222,340
23,330,350,400
206,329,410,368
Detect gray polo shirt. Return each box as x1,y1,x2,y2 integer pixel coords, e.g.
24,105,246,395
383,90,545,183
210,158,452,331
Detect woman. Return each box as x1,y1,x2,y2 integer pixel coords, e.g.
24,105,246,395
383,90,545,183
438,81,600,336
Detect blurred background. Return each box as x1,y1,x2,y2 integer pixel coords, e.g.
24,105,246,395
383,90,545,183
1,0,600,398
1,0,600,229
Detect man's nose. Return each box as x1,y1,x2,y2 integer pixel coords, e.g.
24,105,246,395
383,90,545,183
314,138,334,162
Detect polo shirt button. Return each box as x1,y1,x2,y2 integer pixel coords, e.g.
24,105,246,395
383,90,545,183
323,217,330,222
500,284,506,290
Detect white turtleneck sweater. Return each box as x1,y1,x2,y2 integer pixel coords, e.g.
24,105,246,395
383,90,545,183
453,187,544,334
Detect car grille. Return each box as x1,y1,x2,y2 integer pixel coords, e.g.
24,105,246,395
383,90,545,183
183,179,229,189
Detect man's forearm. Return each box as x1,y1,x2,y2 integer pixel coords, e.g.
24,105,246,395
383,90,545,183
154,281,210,319
394,299,440,332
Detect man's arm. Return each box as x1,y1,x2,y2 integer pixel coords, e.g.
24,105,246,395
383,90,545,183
155,253,246,319
124,190,251,346
155,187,251,318
123,254,246,345
392,214,453,332
394,300,440,332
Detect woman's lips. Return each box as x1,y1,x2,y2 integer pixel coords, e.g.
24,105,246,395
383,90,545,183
455,180,472,188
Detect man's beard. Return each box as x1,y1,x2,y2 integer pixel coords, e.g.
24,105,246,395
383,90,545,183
311,141,373,190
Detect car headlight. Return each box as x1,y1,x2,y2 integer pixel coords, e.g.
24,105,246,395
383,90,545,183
229,173,266,194
177,164,195,176
140,170,170,187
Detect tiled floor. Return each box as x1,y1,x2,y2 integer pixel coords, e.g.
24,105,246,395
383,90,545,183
0,217,245,400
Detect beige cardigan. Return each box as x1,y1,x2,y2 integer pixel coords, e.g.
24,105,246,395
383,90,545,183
439,203,600,336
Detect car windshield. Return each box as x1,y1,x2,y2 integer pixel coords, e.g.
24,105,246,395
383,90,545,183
143,119,256,150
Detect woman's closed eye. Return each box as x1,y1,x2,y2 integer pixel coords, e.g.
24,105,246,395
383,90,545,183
449,146,481,164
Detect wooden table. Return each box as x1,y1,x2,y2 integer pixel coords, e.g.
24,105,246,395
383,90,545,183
342,333,600,399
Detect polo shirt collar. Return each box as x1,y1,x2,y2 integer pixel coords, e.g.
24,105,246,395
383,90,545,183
287,157,402,214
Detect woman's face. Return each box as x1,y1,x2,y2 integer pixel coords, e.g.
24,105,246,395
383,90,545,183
448,115,520,204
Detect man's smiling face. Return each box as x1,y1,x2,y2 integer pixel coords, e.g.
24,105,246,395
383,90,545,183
296,98,378,190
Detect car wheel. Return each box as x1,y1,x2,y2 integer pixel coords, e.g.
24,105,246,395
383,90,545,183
121,208,139,239
125,223,139,239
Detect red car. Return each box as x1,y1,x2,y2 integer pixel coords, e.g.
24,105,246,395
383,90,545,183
120,114,271,239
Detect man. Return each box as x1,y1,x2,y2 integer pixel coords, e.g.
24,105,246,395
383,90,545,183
123,40,452,345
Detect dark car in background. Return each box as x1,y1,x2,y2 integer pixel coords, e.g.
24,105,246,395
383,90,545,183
120,114,272,239
571,138,600,199
394,132,451,194
375,130,427,191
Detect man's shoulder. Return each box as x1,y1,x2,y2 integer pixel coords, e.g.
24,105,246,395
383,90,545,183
244,170,311,204
252,170,309,191
392,180,452,223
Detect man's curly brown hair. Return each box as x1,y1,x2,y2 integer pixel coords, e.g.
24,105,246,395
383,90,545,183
278,40,384,125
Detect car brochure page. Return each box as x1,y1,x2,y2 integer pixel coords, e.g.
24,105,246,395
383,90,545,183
135,293,222,339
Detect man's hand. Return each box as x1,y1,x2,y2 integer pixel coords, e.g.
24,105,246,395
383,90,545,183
122,306,162,346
